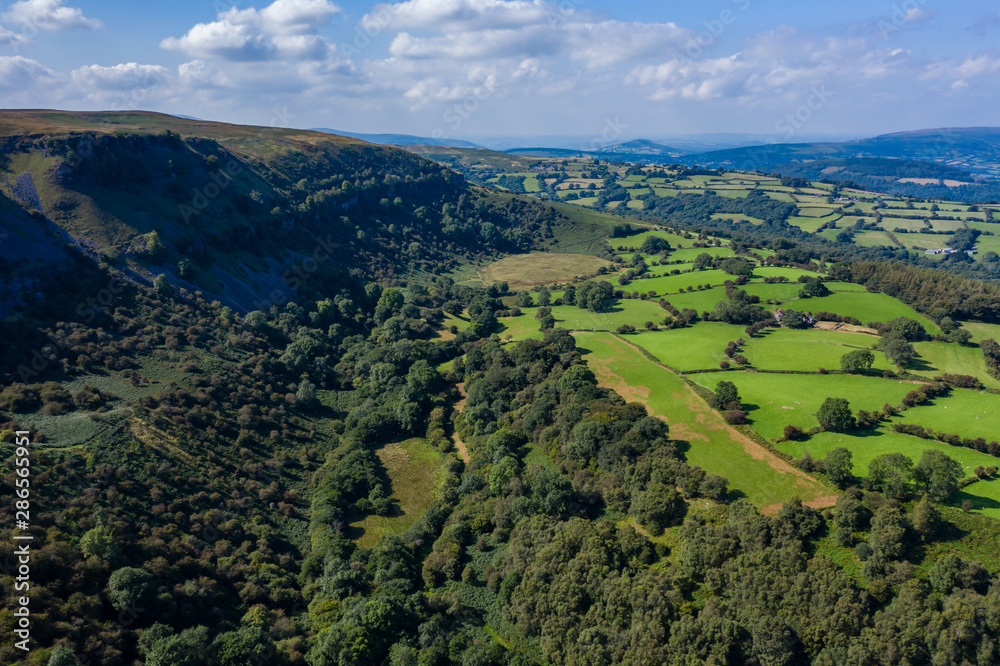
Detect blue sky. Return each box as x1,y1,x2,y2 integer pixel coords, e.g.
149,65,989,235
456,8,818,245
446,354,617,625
1,0,999,140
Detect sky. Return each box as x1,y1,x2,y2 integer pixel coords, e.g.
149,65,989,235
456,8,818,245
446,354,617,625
1,0,999,143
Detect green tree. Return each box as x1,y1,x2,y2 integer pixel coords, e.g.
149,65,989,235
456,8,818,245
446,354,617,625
840,349,874,374
719,257,754,276
881,335,915,366
913,449,963,501
575,280,614,312
869,502,908,560
47,645,80,666
633,481,685,535
798,277,830,298
79,522,120,563
712,380,740,410
153,273,170,295
692,253,713,271
910,495,942,541
107,566,155,612
824,447,855,488
868,453,913,498
817,397,855,432
537,287,551,306
212,626,274,666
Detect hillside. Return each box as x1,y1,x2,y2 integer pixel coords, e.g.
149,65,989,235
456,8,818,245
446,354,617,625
0,111,621,313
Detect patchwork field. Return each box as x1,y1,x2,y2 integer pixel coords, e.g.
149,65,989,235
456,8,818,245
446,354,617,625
575,332,834,510
689,372,918,441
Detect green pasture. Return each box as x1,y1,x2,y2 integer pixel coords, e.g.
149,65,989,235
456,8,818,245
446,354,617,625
793,292,940,332
690,372,917,441
575,332,831,508
909,341,1000,388
780,429,1000,518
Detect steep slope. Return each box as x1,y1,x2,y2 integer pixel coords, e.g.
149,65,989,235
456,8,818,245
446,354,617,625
0,111,615,311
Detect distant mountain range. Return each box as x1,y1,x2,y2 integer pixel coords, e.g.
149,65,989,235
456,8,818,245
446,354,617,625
310,128,483,149
676,127,1000,178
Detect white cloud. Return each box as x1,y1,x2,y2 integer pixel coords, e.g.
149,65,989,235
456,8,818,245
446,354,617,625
0,23,30,47
2,0,101,30
161,0,340,61
362,0,557,33
71,63,169,91
904,8,934,23
0,55,62,92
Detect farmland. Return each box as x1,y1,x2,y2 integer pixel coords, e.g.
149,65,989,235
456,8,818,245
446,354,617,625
478,222,1000,520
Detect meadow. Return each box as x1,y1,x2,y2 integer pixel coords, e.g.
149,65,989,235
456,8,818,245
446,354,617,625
575,332,833,510
349,438,446,548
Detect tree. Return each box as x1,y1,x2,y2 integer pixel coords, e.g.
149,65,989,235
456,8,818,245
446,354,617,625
633,482,685,535
107,566,155,612
212,626,275,666
47,645,80,666
840,349,874,374
641,235,671,253
79,522,120,563
575,280,614,312
817,397,854,432
719,257,754,277
889,317,929,341
824,447,855,488
868,453,913,498
881,336,915,366
834,488,870,532
913,449,963,501
869,502,908,560
153,274,170,295
798,277,830,298
537,287,551,306
692,253,713,271
910,495,942,541
296,380,319,410
712,380,740,410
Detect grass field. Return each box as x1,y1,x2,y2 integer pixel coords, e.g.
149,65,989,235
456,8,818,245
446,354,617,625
514,300,670,333
629,323,750,371
890,388,1000,443
690,372,918,441
479,252,611,289
961,320,1000,343
780,429,1000,518
909,341,1000,388
743,328,892,373
575,332,833,510
794,292,941,333
350,438,445,548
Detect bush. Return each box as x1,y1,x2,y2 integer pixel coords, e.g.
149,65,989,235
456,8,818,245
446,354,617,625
723,410,748,425
783,424,805,441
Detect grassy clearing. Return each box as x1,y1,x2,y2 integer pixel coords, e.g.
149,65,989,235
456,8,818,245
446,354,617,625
575,332,832,509
890,388,1000,443
909,341,1000,388
795,292,941,333
479,252,611,289
613,269,732,295
689,372,917,441
744,328,892,373
779,430,1000,519
350,438,445,549
960,320,1000,343
523,301,669,331
660,286,728,313
629,323,750,371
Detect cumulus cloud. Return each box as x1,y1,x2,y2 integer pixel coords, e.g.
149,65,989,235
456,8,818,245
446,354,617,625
362,0,558,33
0,24,31,47
161,0,340,61
0,55,62,92
2,0,101,30
71,63,169,91
373,0,691,68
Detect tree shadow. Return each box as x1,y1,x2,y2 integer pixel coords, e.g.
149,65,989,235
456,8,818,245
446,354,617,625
905,357,938,373
742,402,761,414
